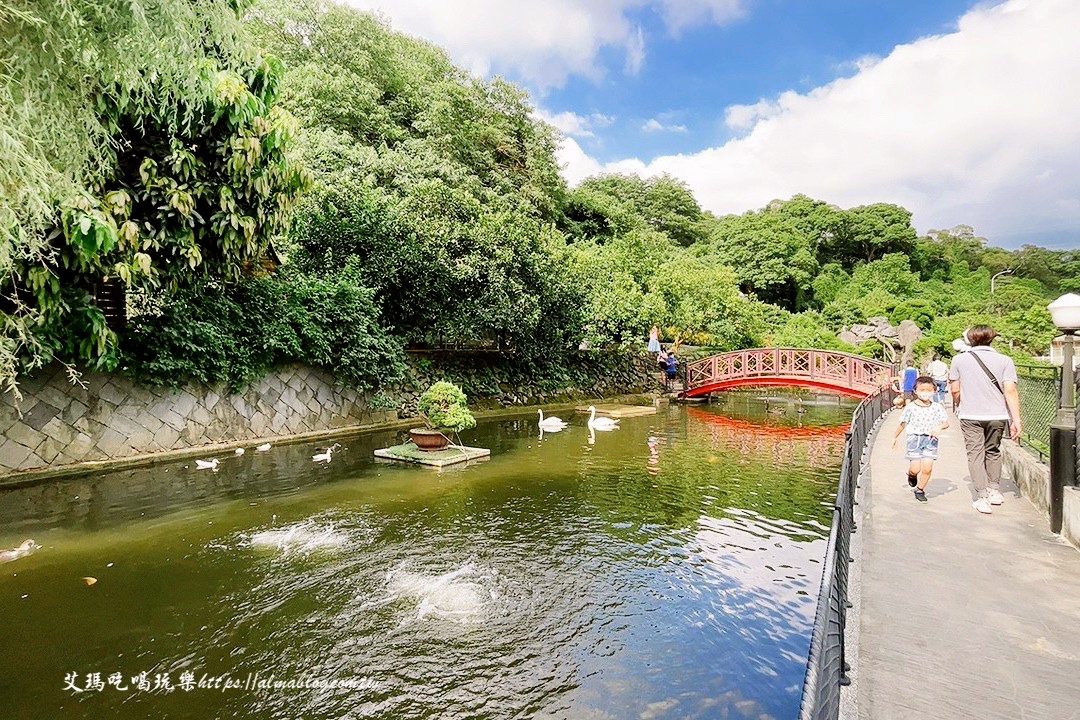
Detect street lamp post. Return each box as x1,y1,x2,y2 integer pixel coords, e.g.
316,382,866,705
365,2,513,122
991,268,1013,294
1046,293,1080,533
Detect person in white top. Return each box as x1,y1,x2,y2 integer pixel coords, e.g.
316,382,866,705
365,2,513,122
927,355,949,404
948,325,1022,515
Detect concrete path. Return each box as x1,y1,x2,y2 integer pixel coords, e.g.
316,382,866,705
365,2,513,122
850,409,1080,720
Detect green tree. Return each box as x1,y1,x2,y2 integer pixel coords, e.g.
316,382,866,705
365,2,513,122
566,173,707,247
818,203,917,269
703,211,818,311
254,0,575,355
768,312,856,351
2,0,305,391
643,255,743,348
811,263,850,307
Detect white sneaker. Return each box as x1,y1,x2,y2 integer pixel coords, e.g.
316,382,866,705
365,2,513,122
986,489,1005,505
972,498,993,514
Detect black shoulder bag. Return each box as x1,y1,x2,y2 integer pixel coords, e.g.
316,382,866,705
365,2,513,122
968,352,1004,395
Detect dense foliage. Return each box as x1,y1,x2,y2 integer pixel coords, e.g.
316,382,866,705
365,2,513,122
4,0,1076,397
122,266,405,391
249,0,575,356
1,0,305,393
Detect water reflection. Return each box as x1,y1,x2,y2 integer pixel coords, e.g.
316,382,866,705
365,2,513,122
0,393,853,720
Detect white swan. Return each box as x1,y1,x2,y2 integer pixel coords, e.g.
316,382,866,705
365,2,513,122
537,408,568,430
255,443,272,452
234,447,245,455
195,458,219,470
0,539,39,564
312,442,341,463
587,406,620,431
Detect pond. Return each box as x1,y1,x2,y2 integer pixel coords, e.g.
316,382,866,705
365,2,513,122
0,393,855,720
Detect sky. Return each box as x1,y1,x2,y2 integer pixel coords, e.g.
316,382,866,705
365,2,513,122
339,0,1080,250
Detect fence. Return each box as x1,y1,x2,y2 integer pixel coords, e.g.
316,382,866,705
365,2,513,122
1015,364,1059,460
798,385,894,720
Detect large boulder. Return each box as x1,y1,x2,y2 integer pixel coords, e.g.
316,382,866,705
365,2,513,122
840,317,914,363
897,320,923,367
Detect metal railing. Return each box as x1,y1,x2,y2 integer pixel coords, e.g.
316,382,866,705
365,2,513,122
1015,364,1059,460
798,385,894,720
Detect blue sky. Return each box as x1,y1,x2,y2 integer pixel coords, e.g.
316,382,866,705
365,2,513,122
340,0,1080,250
547,0,982,162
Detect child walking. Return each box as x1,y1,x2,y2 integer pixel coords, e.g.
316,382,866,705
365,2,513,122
891,375,950,502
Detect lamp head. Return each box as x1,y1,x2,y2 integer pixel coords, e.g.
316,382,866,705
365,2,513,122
1048,293,1080,332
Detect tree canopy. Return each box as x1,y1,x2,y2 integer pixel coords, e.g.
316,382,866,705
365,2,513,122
1,0,1071,395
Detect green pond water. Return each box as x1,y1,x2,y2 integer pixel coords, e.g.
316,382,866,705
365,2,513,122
0,393,855,720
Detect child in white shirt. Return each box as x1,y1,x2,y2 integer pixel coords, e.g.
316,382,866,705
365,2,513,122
891,376,950,502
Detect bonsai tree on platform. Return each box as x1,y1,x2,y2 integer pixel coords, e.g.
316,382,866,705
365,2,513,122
410,381,477,451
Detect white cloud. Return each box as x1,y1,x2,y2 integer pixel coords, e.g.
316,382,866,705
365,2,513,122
557,137,605,186
338,0,744,89
723,98,782,131
655,0,747,36
642,118,687,133
562,0,1080,247
534,110,616,138
625,25,646,75
339,0,641,88
536,110,595,138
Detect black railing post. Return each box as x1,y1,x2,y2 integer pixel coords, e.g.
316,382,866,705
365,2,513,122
1050,333,1077,534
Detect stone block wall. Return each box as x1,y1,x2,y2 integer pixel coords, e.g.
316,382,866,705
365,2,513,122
0,363,386,477
0,351,662,479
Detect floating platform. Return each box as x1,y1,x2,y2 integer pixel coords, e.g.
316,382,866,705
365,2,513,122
374,443,490,468
574,403,657,418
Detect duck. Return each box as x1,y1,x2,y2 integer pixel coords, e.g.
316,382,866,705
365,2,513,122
195,458,220,470
312,442,341,463
255,443,272,452
587,406,620,431
537,409,568,430
0,539,39,564
234,447,245,455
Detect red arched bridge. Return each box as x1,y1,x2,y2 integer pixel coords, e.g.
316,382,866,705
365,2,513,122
683,348,893,399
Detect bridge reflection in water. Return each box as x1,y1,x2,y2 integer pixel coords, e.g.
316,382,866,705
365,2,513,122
686,405,850,471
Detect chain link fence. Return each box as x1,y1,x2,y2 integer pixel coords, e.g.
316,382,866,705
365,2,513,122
1015,364,1059,460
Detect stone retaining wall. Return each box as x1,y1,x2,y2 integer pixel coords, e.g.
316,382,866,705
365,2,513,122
0,351,662,478
0,363,389,476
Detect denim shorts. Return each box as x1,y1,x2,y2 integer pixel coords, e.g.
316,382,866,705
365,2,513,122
905,434,939,460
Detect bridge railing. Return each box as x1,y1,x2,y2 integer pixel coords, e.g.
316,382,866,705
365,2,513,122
686,348,892,396
798,384,894,720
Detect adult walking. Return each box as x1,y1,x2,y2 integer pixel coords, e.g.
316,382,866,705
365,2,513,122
927,354,950,404
949,325,1022,514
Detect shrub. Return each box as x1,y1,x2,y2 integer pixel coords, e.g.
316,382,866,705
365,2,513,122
122,266,405,391
417,381,476,433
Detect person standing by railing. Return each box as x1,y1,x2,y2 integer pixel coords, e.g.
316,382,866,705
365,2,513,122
949,325,1022,515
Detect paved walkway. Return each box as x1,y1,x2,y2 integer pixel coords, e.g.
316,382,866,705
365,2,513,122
850,409,1080,720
